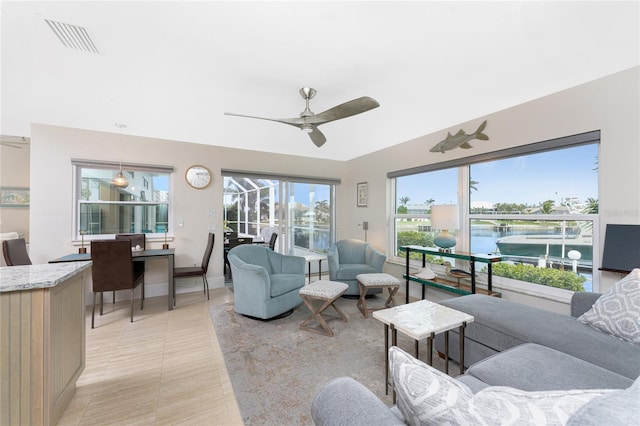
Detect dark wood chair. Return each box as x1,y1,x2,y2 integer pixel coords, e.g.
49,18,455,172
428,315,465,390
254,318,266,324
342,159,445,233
268,232,278,250
90,240,144,328
173,232,215,301
115,233,147,304
224,236,253,278
2,238,32,266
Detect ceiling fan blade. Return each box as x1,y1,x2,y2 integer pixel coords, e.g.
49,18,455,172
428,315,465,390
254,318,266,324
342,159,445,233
308,96,379,125
224,112,305,128
308,128,326,147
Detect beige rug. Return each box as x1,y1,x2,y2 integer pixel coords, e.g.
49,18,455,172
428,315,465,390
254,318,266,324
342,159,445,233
210,296,450,425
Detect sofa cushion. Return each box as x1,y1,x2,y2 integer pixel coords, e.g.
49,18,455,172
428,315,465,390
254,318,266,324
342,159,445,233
390,346,615,426
335,264,378,281
578,268,640,344
438,294,640,379
465,343,633,391
566,375,640,425
270,274,304,297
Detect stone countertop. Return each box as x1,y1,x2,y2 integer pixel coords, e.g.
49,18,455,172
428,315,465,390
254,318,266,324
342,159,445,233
0,261,92,292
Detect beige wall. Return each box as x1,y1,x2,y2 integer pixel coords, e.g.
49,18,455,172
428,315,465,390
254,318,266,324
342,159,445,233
28,126,345,297
0,142,30,241
343,66,640,298
25,66,640,306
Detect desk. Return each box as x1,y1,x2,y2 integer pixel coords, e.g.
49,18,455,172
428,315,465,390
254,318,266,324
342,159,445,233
49,249,176,311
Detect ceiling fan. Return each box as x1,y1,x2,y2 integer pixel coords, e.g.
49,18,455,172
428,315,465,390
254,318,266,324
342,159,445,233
1,135,29,149
224,87,380,147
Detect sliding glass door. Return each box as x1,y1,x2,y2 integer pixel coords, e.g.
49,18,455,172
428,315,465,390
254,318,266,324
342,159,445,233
223,174,335,255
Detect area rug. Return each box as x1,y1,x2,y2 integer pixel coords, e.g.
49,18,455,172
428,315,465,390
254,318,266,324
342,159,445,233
209,296,448,425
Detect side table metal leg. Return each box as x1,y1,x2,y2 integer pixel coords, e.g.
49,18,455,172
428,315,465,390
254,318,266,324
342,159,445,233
384,324,389,395
460,322,467,376
427,332,434,365
444,330,449,375
391,324,397,404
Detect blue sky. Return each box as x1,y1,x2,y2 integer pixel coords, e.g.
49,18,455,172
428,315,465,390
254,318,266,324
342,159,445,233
397,144,598,207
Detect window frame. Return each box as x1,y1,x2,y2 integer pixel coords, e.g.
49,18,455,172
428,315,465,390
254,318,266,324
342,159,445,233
72,159,174,241
388,131,600,293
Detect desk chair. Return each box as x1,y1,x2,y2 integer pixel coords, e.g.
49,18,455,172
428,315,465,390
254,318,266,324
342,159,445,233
91,240,144,328
174,232,215,301
224,237,253,278
115,233,146,304
2,238,32,266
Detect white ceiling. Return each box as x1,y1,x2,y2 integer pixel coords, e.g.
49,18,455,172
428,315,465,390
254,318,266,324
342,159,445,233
2,1,638,161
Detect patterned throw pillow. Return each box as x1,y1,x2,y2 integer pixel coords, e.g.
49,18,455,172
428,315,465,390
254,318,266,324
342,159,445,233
578,268,640,344
388,346,614,426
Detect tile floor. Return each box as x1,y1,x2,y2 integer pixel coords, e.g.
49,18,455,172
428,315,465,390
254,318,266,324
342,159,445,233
57,287,244,426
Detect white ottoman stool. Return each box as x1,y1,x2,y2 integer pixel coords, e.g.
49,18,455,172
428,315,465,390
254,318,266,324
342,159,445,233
299,280,349,337
356,273,401,318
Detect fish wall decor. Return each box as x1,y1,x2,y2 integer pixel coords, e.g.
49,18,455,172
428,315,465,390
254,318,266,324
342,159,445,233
430,120,489,154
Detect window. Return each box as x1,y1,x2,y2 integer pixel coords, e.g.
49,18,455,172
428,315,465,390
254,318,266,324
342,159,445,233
389,132,599,292
73,160,173,239
222,171,337,255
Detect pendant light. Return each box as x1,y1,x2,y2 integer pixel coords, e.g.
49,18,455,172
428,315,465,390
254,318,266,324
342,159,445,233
111,162,129,188
111,123,129,188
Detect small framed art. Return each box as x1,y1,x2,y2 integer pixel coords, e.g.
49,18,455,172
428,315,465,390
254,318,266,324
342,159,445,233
0,187,30,207
357,182,368,207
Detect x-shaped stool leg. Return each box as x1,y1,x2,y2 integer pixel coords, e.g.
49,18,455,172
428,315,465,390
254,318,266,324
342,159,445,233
300,294,347,337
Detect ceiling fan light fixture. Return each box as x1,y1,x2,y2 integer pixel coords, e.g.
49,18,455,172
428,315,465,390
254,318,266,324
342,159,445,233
301,125,314,134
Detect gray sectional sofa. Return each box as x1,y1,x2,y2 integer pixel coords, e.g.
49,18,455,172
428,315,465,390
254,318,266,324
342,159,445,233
434,293,640,381
311,292,640,425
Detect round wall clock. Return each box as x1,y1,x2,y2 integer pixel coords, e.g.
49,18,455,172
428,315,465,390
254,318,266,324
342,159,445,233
185,165,212,189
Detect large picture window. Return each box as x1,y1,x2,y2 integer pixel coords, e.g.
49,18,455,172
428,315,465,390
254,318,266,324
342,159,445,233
390,133,599,292
73,160,173,239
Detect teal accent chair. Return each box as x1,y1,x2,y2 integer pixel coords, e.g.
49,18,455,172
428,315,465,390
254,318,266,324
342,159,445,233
327,239,386,296
229,245,306,320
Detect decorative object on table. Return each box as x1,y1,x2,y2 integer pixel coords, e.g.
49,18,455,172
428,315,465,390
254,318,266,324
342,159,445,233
431,204,459,252
185,165,212,189
414,266,436,280
444,261,472,285
0,187,30,207
430,120,489,154
79,231,87,253
225,87,380,147
163,228,169,249
357,182,368,207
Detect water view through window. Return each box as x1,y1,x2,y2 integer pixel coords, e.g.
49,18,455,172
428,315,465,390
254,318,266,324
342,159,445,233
394,142,598,292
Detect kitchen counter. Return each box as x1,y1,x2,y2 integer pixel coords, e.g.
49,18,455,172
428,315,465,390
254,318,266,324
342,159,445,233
1,262,91,425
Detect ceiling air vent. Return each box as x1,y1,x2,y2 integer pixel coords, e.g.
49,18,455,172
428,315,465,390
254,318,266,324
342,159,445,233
45,19,99,54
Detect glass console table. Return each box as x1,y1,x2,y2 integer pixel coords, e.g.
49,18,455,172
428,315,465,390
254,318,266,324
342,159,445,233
400,245,503,303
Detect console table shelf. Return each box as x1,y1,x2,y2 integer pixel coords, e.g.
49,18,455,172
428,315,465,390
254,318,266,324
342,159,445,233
400,245,503,303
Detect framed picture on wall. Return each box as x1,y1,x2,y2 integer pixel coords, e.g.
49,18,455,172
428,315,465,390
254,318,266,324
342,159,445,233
357,182,367,207
0,187,30,207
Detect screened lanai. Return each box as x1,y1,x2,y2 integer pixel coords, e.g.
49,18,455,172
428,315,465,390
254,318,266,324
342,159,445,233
222,172,337,257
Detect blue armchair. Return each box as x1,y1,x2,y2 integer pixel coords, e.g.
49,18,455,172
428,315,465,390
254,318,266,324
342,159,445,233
327,239,387,296
228,244,306,320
